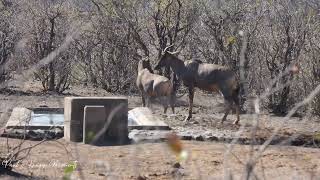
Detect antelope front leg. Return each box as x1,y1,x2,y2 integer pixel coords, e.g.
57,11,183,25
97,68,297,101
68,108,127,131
141,94,146,107
232,105,240,125
140,90,146,107
184,86,194,122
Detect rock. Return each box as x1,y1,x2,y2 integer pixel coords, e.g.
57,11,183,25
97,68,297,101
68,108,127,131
195,117,201,121
194,135,204,141
205,136,218,141
181,136,192,140
137,175,147,180
173,162,181,168
192,121,199,125
171,167,187,177
98,173,106,176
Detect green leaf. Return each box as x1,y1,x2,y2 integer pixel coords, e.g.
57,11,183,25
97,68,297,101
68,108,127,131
85,131,95,143
227,36,236,45
64,161,77,174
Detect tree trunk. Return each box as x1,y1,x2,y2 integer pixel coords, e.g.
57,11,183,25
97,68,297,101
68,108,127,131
48,17,56,91
276,85,291,115
48,62,55,91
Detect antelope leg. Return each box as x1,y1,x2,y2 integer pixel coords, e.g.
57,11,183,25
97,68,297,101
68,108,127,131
221,100,232,124
184,86,194,121
141,94,146,107
163,106,168,114
232,105,240,125
221,109,230,124
169,94,175,114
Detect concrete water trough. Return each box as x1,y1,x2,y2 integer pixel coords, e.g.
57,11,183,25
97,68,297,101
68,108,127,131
3,97,170,143
4,107,64,139
6,107,64,130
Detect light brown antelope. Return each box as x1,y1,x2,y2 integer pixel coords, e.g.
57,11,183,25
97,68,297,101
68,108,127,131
136,59,175,113
155,49,240,124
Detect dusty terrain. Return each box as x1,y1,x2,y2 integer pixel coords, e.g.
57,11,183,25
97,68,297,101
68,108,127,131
1,138,320,180
0,83,320,179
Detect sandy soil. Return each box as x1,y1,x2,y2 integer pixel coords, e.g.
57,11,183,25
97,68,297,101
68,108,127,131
0,138,320,180
1,84,320,179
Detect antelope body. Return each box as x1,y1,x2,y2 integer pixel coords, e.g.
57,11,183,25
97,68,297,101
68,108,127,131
136,60,175,113
155,52,240,124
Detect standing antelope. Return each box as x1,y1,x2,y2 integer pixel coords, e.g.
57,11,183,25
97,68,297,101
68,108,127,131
136,59,175,113
154,49,240,124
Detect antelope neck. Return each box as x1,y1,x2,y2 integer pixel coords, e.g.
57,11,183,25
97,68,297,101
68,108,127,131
167,55,185,76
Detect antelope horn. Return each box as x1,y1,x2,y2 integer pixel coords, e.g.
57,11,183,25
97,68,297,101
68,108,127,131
167,51,179,55
162,44,174,54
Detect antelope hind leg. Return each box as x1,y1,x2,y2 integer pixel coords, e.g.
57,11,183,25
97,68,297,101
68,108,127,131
169,94,175,114
232,92,240,125
221,100,232,124
221,109,230,124
163,97,168,114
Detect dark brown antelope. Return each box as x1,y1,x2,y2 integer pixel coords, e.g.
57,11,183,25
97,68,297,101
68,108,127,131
136,59,175,113
154,49,240,124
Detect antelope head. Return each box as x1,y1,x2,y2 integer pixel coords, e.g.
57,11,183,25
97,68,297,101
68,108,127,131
155,45,179,70
138,59,153,73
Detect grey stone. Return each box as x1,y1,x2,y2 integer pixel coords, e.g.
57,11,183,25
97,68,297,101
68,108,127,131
128,107,170,130
64,97,128,143
6,107,32,128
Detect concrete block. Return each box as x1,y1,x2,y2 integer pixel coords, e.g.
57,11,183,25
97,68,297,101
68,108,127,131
128,107,170,130
6,107,32,128
64,97,128,143
83,106,106,144
83,105,131,145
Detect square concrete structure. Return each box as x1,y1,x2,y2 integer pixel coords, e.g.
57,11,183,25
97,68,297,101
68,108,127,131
64,97,128,143
83,105,125,145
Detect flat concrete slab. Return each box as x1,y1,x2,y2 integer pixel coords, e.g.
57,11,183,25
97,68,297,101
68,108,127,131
128,107,170,130
6,107,32,128
4,107,64,140
64,97,128,143
6,107,64,129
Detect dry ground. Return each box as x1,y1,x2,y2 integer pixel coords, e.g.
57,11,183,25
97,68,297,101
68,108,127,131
0,83,320,179
1,138,320,179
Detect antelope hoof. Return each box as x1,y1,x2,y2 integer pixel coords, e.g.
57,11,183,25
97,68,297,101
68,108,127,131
232,120,239,125
220,118,227,124
184,116,192,122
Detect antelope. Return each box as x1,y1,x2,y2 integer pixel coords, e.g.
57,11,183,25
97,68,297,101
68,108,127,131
136,59,175,114
154,48,240,125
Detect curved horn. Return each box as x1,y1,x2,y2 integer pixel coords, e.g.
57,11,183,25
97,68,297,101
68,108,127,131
167,51,179,55
162,44,174,54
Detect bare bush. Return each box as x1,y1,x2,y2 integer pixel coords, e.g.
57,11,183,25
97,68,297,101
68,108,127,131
0,0,319,113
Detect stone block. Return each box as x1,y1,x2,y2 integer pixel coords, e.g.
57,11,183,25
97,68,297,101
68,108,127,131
128,107,170,130
64,97,128,143
6,107,32,128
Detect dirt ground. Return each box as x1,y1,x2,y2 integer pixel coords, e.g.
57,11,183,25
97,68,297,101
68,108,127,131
1,138,320,179
1,83,320,179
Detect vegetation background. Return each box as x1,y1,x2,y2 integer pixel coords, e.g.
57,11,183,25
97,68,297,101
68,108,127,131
1,0,320,115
